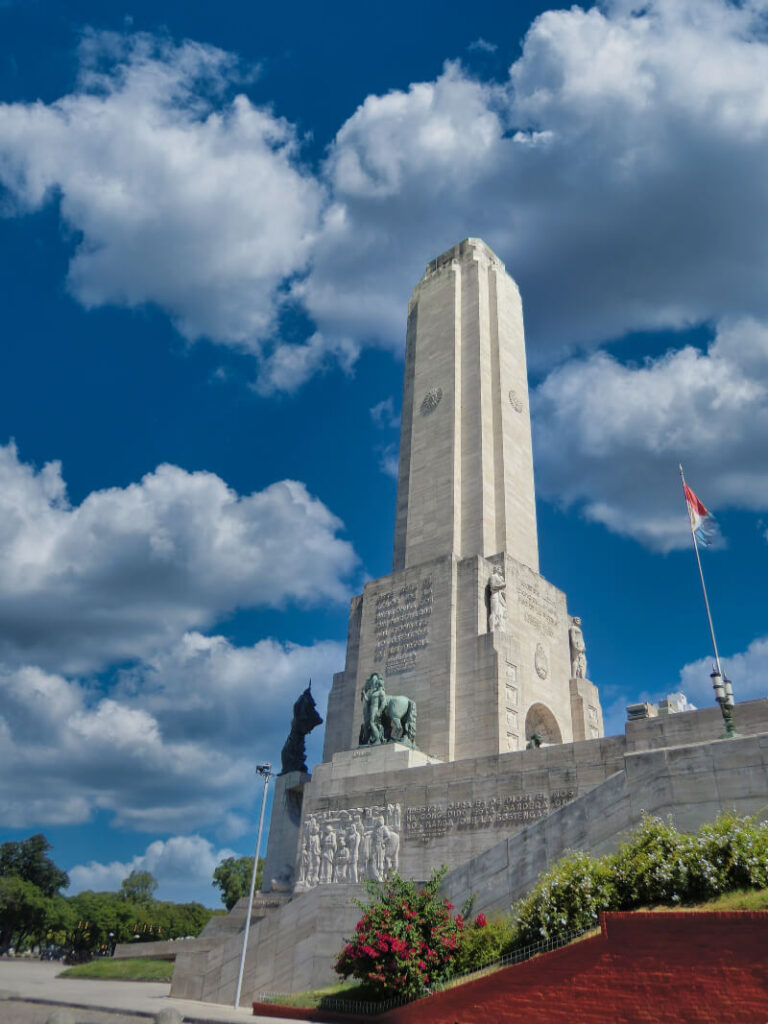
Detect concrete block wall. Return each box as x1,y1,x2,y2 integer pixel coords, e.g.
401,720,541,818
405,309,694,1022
171,885,362,1003
441,729,768,916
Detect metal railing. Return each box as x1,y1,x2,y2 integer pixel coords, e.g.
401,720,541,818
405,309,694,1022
257,924,594,1017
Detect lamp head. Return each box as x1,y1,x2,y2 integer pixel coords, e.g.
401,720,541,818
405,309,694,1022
710,668,725,701
256,762,272,776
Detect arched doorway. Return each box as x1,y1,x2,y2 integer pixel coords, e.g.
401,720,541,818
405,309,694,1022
525,703,563,745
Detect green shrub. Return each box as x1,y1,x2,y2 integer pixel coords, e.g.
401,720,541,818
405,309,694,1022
693,813,768,895
612,813,697,907
514,849,618,946
452,913,517,974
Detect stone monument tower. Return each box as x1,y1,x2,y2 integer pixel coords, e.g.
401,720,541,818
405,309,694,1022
323,238,603,765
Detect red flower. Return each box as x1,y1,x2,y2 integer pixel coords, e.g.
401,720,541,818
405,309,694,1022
475,913,488,928
443,900,454,909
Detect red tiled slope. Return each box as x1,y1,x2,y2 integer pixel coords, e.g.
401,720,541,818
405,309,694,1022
379,912,768,1024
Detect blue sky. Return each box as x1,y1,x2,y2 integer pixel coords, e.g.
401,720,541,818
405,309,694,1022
0,0,767,907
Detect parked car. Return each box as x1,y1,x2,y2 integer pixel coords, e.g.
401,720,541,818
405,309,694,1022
40,945,66,961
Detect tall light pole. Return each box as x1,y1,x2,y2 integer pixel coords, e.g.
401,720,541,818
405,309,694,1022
234,762,274,1009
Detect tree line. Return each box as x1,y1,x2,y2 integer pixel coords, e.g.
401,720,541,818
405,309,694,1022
0,834,215,954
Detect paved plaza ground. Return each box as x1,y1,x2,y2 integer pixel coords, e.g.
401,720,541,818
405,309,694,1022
0,960,312,1024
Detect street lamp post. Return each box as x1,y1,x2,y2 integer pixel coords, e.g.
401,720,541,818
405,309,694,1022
234,762,274,1009
711,668,736,738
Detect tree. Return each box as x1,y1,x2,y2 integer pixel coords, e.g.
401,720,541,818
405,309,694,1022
212,856,263,911
0,875,50,948
0,834,69,897
119,870,158,905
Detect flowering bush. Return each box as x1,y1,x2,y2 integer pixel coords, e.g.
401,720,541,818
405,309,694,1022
334,868,464,998
513,813,768,948
514,849,618,946
612,814,697,907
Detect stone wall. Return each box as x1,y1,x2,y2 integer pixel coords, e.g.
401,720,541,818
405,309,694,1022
175,700,768,1002
442,719,768,915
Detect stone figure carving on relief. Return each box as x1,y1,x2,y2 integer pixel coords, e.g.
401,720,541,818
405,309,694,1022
319,827,336,884
280,682,323,775
488,565,507,632
359,672,418,749
294,804,402,892
569,617,588,680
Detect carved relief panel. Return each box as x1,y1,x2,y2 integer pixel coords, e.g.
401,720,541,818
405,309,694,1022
294,803,402,892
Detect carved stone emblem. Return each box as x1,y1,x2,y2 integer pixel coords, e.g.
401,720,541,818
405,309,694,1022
294,803,401,892
508,389,524,413
420,387,443,415
534,643,549,680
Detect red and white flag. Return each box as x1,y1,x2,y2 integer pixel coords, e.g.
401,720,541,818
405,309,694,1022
684,483,715,546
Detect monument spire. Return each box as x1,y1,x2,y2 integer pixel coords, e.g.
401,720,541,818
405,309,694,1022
322,237,603,765
393,238,539,573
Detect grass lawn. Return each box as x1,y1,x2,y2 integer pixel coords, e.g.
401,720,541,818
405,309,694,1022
59,958,174,982
262,982,371,1009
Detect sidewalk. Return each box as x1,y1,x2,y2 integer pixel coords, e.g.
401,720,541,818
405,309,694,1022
0,960,317,1024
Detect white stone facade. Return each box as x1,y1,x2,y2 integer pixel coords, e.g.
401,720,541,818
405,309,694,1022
323,238,603,766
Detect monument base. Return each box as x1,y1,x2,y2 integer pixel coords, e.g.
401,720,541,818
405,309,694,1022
262,770,311,893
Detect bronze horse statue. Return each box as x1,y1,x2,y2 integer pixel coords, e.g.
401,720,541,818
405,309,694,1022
359,672,417,749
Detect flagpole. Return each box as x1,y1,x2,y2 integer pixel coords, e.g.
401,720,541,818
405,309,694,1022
679,465,735,737
678,464,723,679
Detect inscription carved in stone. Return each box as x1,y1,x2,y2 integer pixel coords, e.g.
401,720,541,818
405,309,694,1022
373,577,433,675
405,790,575,840
295,803,401,891
517,576,559,639
420,387,443,415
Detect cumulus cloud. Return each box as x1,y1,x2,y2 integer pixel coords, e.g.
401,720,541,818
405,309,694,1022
679,635,768,709
3,3,768,528
68,834,238,904
0,31,323,349
0,633,342,832
532,317,768,549
4,2,768,385
303,0,768,361
0,442,357,671
369,397,400,430
253,332,359,396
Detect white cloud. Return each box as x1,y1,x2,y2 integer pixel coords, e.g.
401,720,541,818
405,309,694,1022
370,397,400,430
0,32,323,349
68,835,238,904
0,442,357,672
532,317,768,550
4,2,768,391
300,0,768,366
253,332,359,396
679,635,768,709
0,633,342,833
468,38,498,54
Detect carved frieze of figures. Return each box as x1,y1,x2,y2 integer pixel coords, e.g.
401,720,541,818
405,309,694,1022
569,616,588,679
488,565,507,632
294,803,401,892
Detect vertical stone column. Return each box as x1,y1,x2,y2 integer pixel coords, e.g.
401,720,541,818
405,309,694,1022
393,238,539,573
261,771,310,893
